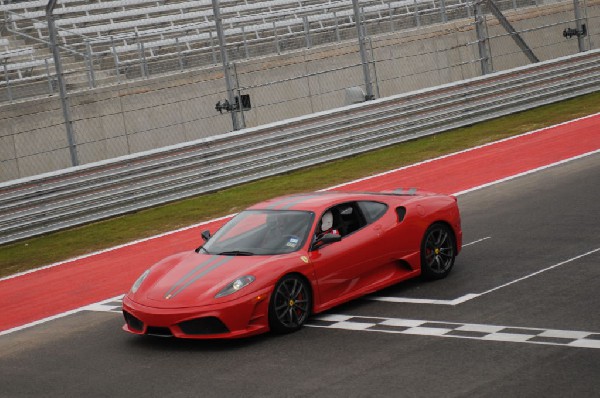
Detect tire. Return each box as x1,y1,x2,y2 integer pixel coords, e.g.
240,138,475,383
420,223,456,280
268,274,312,334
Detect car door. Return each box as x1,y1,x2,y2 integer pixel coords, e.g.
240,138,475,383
308,202,382,306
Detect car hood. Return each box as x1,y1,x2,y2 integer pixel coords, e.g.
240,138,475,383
134,251,293,308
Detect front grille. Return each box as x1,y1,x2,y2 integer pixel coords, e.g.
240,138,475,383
123,311,144,332
178,317,230,335
146,326,173,337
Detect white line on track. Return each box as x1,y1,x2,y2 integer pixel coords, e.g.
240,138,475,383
478,247,600,297
462,236,492,247
0,295,125,337
371,247,600,305
453,149,600,197
368,294,481,305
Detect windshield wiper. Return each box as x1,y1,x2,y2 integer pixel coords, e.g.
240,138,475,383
217,250,255,256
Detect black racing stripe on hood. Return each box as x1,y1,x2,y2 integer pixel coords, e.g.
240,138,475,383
163,255,219,300
168,256,234,299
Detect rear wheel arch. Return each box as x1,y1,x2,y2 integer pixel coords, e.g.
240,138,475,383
420,221,457,279
428,220,458,252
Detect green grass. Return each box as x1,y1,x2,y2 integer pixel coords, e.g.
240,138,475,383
1,91,599,278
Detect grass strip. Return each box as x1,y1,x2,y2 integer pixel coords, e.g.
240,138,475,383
1,91,599,277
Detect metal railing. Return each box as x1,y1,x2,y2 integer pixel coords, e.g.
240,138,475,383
0,48,599,245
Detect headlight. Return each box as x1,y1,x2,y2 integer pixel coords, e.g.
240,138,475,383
131,269,150,293
215,275,255,298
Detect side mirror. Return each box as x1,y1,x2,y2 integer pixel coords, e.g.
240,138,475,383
311,233,342,250
201,230,211,242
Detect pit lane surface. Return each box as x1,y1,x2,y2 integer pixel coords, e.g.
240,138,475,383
1,148,599,397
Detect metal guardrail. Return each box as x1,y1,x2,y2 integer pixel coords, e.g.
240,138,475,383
1,49,599,245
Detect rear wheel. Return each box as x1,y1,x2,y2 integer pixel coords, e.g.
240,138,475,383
269,274,311,334
421,223,456,279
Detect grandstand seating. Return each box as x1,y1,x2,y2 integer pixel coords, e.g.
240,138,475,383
0,35,52,84
2,58,53,79
1,47,34,63
0,0,475,91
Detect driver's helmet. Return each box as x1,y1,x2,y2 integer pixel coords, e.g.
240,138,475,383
321,211,333,232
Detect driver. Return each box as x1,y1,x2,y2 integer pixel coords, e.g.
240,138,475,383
316,211,339,240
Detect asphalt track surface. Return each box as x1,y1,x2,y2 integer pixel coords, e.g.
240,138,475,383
0,115,599,397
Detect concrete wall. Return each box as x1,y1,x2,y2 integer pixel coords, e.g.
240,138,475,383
1,0,598,182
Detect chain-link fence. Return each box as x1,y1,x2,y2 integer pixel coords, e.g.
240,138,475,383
0,0,598,182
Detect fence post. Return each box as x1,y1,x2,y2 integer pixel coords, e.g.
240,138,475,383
111,36,120,83
414,0,421,27
303,16,311,48
176,37,184,71
46,0,79,167
352,0,374,100
212,0,241,131
233,62,246,130
573,0,586,52
369,37,380,98
209,31,217,64
135,32,147,78
85,40,95,88
334,11,340,42
3,63,13,102
273,21,281,54
44,58,53,94
440,0,448,23
241,25,249,58
474,1,492,75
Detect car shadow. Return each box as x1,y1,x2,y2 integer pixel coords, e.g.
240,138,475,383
120,326,325,352
123,331,275,351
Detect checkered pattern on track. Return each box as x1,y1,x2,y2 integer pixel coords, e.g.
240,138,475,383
308,315,600,349
87,297,600,349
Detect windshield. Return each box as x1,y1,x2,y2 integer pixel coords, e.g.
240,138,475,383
203,210,314,255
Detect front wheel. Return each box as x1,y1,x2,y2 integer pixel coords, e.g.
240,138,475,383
268,274,311,334
420,223,456,280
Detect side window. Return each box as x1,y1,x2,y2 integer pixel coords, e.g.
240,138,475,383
315,202,366,239
334,202,366,236
357,201,388,224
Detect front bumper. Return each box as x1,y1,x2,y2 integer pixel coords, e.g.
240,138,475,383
122,287,272,339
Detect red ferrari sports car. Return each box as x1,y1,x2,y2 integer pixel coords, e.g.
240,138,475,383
122,189,462,338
